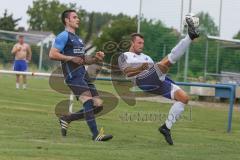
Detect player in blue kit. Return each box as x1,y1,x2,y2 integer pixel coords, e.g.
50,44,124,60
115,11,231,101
49,9,112,141
118,14,200,145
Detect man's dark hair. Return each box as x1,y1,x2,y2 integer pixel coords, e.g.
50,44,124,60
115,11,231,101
61,9,77,25
131,33,144,42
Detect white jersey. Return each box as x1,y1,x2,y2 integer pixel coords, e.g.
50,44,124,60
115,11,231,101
118,52,154,78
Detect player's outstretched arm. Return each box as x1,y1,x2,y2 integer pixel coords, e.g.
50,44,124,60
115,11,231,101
84,51,105,65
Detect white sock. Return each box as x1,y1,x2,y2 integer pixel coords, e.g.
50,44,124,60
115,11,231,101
16,83,20,89
23,84,27,89
165,101,185,129
167,35,192,64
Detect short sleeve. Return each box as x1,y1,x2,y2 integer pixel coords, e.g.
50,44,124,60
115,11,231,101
147,55,154,63
52,31,68,52
118,53,129,71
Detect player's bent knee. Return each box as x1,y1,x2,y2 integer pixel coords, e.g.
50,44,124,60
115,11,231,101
181,94,189,104
93,97,103,107
174,89,189,104
79,92,93,103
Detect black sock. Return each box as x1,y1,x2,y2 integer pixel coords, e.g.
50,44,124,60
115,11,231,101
63,105,103,122
93,106,103,114
61,108,84,122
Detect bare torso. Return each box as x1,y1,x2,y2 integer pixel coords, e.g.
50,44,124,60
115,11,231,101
13,43,29,60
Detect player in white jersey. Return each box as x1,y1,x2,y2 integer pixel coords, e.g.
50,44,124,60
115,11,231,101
118,15,199,145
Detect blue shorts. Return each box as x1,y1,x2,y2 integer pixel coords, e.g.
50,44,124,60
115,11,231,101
13,60,28,71
135,66,175,99
65,73,99,100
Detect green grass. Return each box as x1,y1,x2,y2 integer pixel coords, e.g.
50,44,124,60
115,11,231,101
1,75,240,160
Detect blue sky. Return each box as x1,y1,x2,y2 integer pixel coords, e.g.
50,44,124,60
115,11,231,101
1,0,240,38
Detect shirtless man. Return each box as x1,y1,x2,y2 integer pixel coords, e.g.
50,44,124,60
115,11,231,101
11,35,32,89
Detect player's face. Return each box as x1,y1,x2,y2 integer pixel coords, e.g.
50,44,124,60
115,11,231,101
132,36,144,54
18,36,24,44
67,12,80,29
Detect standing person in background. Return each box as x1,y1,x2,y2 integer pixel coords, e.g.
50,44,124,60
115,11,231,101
11,35,32,89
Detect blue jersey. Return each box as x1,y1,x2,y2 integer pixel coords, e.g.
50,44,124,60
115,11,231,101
53,30,86,80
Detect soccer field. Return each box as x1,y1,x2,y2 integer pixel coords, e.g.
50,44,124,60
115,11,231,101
1,75,240,160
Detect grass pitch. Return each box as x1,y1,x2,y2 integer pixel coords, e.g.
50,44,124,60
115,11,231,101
0,75,240,160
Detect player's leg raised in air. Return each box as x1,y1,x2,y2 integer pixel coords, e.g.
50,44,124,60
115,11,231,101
157,14,199,145
156,14,200,75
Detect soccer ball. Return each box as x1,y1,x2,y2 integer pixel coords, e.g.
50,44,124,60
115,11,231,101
183,13,199,27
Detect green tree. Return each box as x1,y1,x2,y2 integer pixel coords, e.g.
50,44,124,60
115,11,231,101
27,0,87,35
182,12,220,79
91,12,132,35
141,19,179,61
27,0,131,43
0,9,21,31
233,31,240,39
197,12,219,36
219,31,240,73
94,16,181,64
94,17,137,63
84,12,132,46
0,41,15,64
